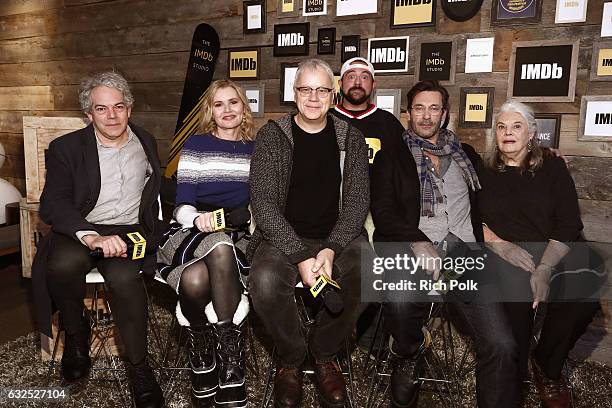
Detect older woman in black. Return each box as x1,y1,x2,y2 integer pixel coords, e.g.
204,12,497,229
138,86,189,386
478,99,599,408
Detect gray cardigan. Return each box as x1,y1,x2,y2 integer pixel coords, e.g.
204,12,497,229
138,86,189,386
247,112,370,263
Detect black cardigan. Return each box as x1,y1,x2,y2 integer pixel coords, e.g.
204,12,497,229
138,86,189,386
370,139,484,243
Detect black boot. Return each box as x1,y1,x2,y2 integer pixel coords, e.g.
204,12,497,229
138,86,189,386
127,360,164,408
390,355,422,408
187,324,218,399
213,320,247,408
61,314,91,382
389,334,429,408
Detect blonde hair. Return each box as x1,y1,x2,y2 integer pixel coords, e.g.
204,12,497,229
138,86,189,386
197,80,255,142
485,99,543,174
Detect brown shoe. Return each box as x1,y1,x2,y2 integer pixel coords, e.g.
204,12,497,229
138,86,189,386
531,359,572,408
313,361,347,408
274,366,303,408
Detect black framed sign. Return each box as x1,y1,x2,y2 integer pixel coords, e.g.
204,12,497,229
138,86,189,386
274,23,310,57
368,36,409,73
459,87,494,128
491,0,542,25
341,35,361,62
415,39,457,84
280,63,299,106
303,0,327,16
243,0,266,34
318,27,336,55
508,40,579,103
228,48,259,80
441,0,483,22
534,114,561,149
391,0,436,28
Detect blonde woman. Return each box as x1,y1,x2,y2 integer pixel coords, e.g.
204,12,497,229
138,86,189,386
157,80,255,407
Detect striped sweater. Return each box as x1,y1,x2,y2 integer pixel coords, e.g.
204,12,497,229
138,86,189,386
175,133,254,210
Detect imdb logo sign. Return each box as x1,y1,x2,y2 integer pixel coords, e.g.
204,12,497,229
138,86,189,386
228,49,259,79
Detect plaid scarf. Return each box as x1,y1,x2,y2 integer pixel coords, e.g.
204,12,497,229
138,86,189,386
403,127,481,217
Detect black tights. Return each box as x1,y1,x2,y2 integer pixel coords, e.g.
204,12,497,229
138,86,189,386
178,244,241,326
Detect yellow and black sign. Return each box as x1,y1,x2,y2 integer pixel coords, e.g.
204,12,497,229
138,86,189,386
228,48,259,79
282,0,295,12
391,0,435,28
464,93,488,123
459,87,494,128
597,48,612,77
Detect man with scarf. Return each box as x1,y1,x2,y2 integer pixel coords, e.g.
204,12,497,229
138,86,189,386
370,81,520,408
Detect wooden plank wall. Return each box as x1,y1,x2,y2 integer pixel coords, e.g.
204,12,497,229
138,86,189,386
0,0,611,362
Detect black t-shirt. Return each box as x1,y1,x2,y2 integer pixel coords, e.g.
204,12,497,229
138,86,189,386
477,156,583,243
331,105,404,172
284,118,341,239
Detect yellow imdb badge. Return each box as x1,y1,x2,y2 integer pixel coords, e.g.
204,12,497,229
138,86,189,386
464,93,488,123
310,274,342,298
126,232,146,260
229,50,258,79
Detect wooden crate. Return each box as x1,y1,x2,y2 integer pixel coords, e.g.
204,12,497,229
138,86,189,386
22,116,88,204
19,199,49,278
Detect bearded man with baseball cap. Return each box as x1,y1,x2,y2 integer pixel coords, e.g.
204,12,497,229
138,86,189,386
331,57,405,172
331,58,406,352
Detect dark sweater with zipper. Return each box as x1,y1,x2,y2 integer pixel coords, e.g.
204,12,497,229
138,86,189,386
247,112,370,263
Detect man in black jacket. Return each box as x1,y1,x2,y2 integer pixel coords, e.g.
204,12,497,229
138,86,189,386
370,81,520,408
33,72,163,408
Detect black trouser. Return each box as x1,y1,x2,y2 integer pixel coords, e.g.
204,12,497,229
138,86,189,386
46,226,147,364
492,253,600,381
385,300,521,408
249,235,369,366
503,301,599,380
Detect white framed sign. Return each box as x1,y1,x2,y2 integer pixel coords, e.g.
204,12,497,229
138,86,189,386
373,89,402,120
368,36,410,74
603,3,612,38
244,83,265,118
280,63,299,105
465,37,494,73
336,0,377,17
303,0,327,16
579,95,612,141
555,0,587,24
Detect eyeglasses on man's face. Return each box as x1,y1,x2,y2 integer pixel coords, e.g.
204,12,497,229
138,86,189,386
294,86,334,98
410,104,443,116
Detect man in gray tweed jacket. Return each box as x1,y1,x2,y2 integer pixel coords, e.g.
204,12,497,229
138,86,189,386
248,58,372,408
